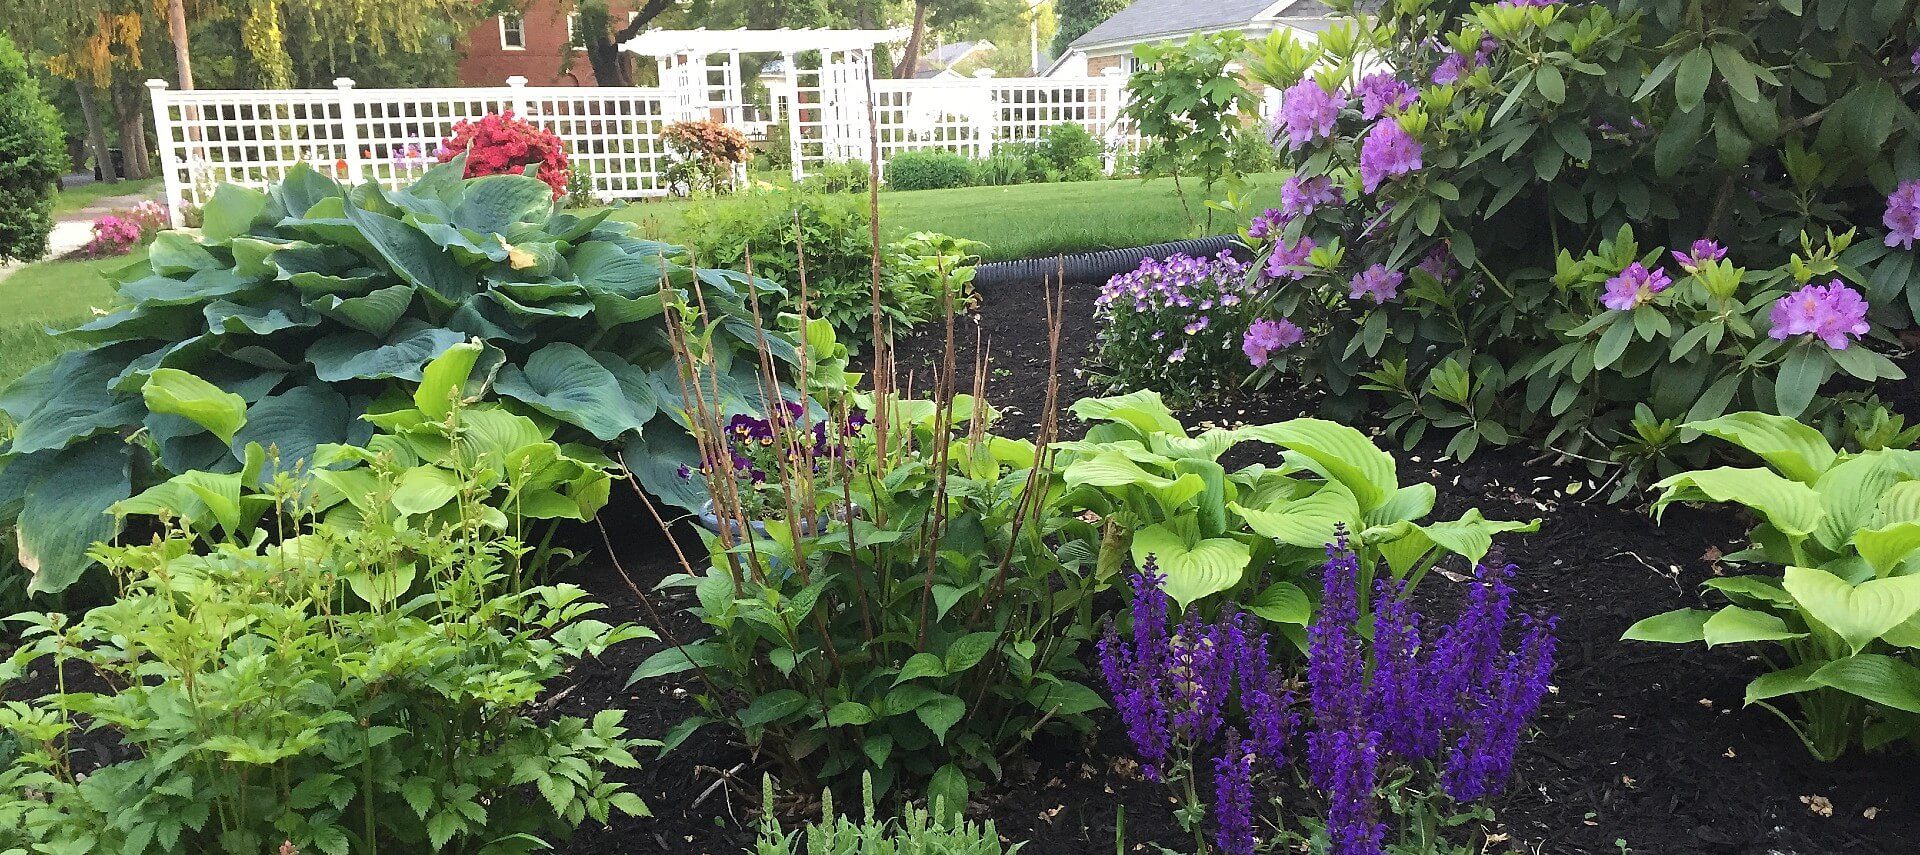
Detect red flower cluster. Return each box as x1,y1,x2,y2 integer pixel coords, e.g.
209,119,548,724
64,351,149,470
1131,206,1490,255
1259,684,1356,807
437,111,570,198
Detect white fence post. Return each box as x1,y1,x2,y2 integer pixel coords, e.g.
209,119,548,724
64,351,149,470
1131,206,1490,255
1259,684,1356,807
506,75,529,116
1102,67,1127,175
146,79,186,228
333,78,364,184
972,69,997,158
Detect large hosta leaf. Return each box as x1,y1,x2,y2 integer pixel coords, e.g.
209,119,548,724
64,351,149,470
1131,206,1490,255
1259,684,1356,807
1621,608,1711,643
15,438,132,594
1653,467,1823,537
1129,517,1251,610
1684,412,1836,484
142,369,246,445
1809,654,1920,714
201,183,272,242
1069,390,1187,437
307,285,415,336
453,175,555,235
1782,565,1920,654
344,199,477,305
233,384,354,477
307,321,465,383
1856,521,1920,577
1239,419,1398,511
625,422,707,511
6,349,145,455
495,343,651,441
1230,481,1360,549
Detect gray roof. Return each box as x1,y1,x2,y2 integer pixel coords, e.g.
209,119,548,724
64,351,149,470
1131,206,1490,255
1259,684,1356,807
1066,0,1356,52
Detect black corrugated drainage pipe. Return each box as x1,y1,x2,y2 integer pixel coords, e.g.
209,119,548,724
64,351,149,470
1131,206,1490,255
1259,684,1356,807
971,235,1250,288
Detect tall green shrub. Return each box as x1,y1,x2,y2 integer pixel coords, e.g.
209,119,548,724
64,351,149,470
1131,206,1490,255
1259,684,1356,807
0,32,66,264
884,149,975,191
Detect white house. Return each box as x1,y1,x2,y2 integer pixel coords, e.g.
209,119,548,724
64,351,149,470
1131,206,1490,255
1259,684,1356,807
1047,0,1356,77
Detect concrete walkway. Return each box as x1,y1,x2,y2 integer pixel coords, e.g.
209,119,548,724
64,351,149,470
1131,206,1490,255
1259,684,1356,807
0,178,163,285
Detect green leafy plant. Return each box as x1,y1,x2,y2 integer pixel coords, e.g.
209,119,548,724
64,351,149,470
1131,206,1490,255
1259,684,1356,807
1243,0,1920,488
884,150,975,191
0,31,66,264
635,302,1106,805
885,232,986,323
1123,31,1259,232
751,773,1017,854
1042,123,1105,174
798,161,873,195
0,160,782,593
1052,390,1536,638
0,442,654,853
1624,411,1920,760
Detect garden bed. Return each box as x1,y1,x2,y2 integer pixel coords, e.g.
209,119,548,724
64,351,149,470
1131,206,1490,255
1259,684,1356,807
545,273,1920,854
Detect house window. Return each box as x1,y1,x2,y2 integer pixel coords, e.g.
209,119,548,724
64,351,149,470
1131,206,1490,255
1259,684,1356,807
499,14,526,51
1124,54,1144,73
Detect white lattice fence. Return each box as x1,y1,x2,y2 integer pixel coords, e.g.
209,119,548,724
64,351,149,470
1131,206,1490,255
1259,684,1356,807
867,74,1141,166
148,78,673,226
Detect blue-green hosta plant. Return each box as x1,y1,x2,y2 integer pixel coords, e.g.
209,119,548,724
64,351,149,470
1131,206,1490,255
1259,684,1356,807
112,343,616,589
0,447,655,853
1624,412,1920,760
1050,390,1537,642
0,159,786,594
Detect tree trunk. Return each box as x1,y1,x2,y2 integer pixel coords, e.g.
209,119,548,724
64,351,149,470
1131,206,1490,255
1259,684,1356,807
111,83,152,179
76,80,118,184
168,0,194,89
892,1,929,80
585,38,633,86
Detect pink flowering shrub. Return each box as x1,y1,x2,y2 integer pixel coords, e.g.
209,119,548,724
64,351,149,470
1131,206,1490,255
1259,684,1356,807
1223,1,1915,488
80,200,167,257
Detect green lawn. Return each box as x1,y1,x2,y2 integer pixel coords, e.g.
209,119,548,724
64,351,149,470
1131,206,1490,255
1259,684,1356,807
0,250,132,390
50,177,163,217
610,172,1288,262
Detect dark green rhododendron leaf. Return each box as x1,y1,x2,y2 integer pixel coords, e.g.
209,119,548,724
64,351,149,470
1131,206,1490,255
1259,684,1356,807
495,343,651,441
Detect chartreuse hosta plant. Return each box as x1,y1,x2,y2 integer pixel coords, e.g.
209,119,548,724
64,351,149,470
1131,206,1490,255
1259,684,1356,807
0,390,654,854
114,343,616,588
1624,412,1920,760
0,158,787,594
1051,390,1536,643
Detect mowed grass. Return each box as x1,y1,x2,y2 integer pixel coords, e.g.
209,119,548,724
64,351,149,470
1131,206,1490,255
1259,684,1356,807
609,171,1288,262
0,250,133,390
50,177,163,217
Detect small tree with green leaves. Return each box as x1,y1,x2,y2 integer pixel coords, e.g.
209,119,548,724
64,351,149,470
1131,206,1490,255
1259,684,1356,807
1122,31,1258,233
0,31,66,264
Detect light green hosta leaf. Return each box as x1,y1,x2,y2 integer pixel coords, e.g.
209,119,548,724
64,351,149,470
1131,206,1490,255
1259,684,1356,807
1246,581,1310,626
1621,608,1711,643
415,341,484,419
390,466,463,516
1702,606,1807,646
1702,576,1793,609
1069,390,1187,437
1064,451,1206,512
1809,654,1920,714
1367,483,1437,527
1230,481,1360,549
1855,521,1920,577
495,343,652,442
1238,419,1397,511
1684,412,1836,484
1652,467,1823,537
200,183,271,243
142,369,246,445
1130,518,1251,610
1149,427,1242,461
462,408,548,471
1811,451,1920,554
1783,565,1920,655
1745,662,1822,705
1879,479,1920,527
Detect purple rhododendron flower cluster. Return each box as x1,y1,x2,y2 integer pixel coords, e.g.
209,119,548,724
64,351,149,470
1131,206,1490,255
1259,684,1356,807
1310,542,1558,854
1355,73,1417,120
1243,318,1305,367
1282,175,1343,219
1769,280,1871,349
1671,238,1727,273
1359,121,1423,193
1348,264,1405,303
1432,37,1499,85
1416,244,1454,282
1600,262,1673,311
1279,78,1344,149
1265,236,1317,281
1884,179,1920,250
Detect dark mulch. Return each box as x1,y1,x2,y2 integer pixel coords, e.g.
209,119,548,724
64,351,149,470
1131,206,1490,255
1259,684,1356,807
552,273,1920,854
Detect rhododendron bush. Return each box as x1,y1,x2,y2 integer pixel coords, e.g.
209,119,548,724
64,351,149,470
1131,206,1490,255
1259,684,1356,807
438,111,570,198
1231,0,1920,491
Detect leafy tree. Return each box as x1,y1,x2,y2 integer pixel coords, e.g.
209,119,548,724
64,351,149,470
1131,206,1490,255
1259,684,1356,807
0,31,66,263
892,0,990,79
1050,0,1124,57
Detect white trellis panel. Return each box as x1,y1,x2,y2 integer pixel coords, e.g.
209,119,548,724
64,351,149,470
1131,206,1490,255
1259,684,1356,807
866,74,1141,169
148,78,673,227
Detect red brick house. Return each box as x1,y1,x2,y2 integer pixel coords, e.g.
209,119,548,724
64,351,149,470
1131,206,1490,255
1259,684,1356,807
457,0,637,86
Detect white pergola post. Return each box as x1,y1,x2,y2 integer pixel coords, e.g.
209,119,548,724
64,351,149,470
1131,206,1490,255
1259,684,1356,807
781,51,803,182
